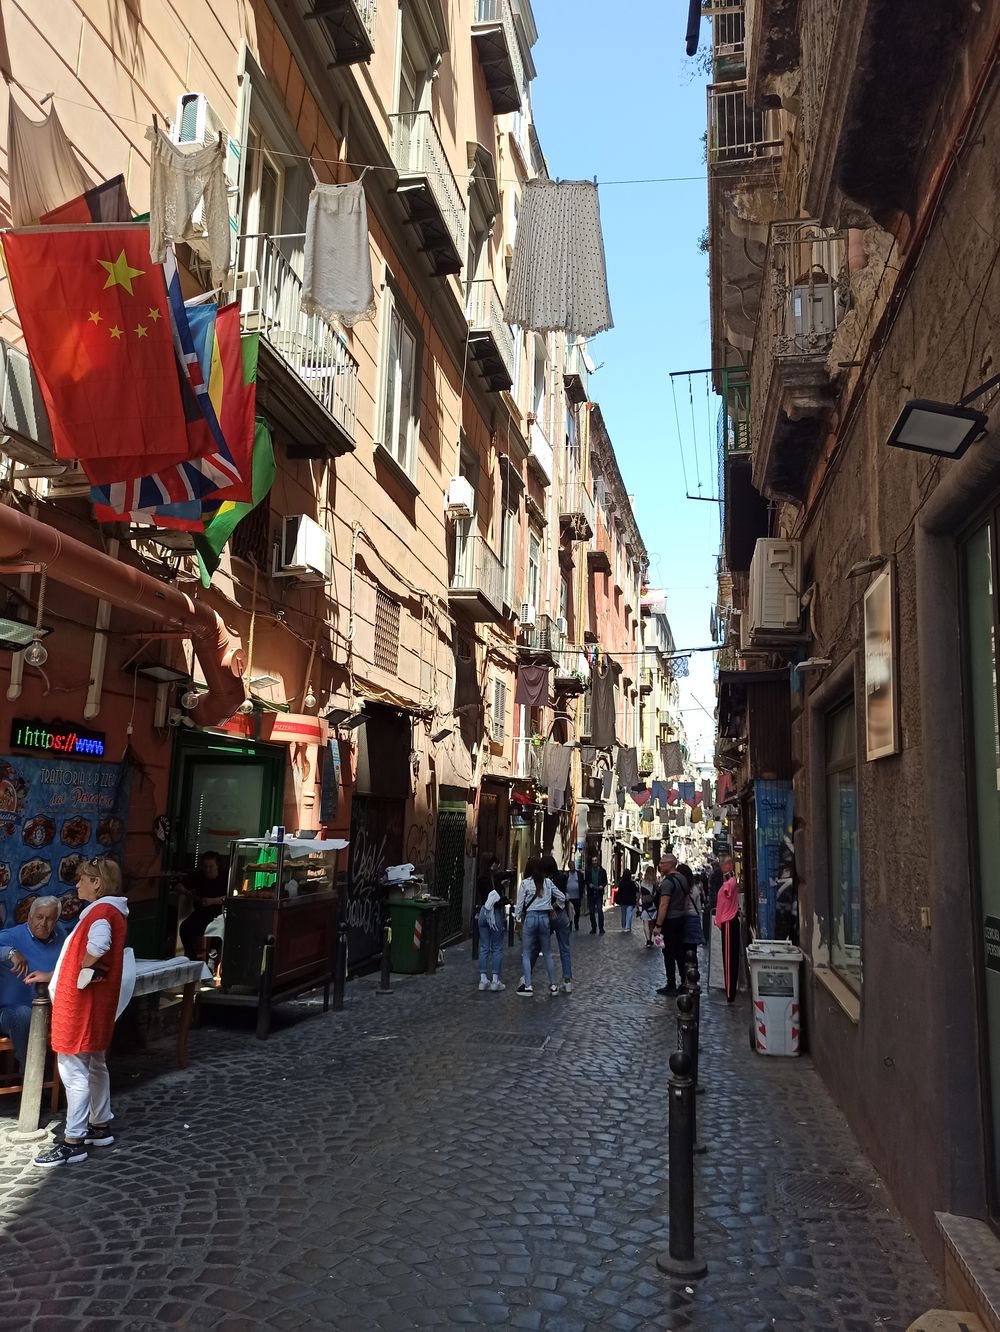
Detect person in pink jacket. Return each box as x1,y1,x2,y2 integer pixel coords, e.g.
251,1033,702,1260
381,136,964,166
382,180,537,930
715,862,741,1002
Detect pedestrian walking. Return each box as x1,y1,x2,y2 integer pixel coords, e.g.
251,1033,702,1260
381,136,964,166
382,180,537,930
716,862,742,1002
616,868,637,932
637,863,659,945
476,884,506,992
514,856,565,996
541,854,573,993
564,860,583,930
31,857,133,1167
586,853,607,934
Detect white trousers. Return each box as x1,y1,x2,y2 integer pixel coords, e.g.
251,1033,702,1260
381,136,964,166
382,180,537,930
57,1052,112,1140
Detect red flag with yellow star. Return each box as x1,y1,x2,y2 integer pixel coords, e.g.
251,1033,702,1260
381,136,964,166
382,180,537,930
2,224,217,483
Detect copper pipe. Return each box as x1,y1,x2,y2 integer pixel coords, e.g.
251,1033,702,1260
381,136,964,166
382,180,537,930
0,505,246,726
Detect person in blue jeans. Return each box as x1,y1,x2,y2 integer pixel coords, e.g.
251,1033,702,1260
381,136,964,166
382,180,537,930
477,888,506,992
541,853,572,994
616,869,638,933
514,857,565,997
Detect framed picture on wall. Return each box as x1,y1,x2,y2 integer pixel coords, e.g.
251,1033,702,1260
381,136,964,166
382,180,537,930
864,563,900,760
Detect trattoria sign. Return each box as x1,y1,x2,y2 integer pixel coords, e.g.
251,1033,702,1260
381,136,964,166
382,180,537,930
10,719,106,757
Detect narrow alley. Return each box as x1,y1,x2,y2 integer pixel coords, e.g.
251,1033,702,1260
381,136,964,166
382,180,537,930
0,935,942,1332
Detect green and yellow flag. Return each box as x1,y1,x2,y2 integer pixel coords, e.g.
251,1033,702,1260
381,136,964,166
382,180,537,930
193,414,275,586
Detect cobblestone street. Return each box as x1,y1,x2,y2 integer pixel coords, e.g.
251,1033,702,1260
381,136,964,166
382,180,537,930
0,931,942,1331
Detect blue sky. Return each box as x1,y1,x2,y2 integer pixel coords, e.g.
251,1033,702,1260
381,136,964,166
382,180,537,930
531,1,718,765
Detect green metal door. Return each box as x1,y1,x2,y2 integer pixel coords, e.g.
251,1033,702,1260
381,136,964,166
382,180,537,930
435,802,467,941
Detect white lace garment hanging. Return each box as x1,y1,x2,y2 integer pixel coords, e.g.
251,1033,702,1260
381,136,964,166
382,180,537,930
503,178,614,339
145,126,230,286
301,179,376,328
7,93,94,227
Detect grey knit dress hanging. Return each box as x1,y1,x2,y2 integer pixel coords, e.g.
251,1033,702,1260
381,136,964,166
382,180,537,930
503,179,614,338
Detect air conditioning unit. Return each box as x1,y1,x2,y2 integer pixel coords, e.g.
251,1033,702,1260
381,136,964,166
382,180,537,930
272,514,332,583
614,811,629,832
746,538,802,643
446,475,475,519
170,93,239,265
0,339,59,472
554,615,568,637
46,461,90,498
520,602,537,627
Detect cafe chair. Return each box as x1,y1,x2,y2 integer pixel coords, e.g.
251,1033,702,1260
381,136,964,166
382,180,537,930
0,1036,61,1110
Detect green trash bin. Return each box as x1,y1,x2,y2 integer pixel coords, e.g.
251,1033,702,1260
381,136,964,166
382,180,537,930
388,895,438,974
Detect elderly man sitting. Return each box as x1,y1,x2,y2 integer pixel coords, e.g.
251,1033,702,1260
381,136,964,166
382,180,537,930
0,897,68,1069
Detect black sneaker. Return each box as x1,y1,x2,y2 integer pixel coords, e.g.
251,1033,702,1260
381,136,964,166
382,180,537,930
84,1123,115,1147
656,985,678,997
33,1140,88,1168
516,983,533,996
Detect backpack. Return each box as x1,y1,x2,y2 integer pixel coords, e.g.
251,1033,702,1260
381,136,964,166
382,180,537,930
639,882,657,909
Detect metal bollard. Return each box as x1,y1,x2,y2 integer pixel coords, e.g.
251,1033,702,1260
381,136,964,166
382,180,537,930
332,915,349,1012
11,985,52,1141
655,1049,708,1279
685,962,704,1092
677,993,706,1154
376,895,394,995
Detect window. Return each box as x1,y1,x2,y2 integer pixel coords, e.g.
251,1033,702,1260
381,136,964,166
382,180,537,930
825,698,862,989
492,677,507,743
526,532,541,610
559,575,570,626
377,285,420,476
530,335,547,422
373,589,401,674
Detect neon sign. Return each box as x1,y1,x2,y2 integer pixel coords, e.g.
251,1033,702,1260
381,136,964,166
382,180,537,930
10,719,106,757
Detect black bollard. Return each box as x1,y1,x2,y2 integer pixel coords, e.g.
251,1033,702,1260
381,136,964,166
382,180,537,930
677,993,706,1154
376,890,394,995
332,913,349,1011
655,1050,708,1279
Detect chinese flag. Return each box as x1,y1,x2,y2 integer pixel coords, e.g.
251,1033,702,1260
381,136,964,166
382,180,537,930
2,224,214,482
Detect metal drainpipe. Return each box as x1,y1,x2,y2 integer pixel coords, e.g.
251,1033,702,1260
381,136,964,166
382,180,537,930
83,537,117,721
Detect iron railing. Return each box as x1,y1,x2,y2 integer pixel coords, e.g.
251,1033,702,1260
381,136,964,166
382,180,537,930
706,82,781,165
702,1,745,60
450,533,505,616
236,233,358,441
474,0,526,103
800,0,843,180
358,0,377,36
467,279,515,382
390,111,466,263
521,612,565,654
560,481,596,531
527,420,553,484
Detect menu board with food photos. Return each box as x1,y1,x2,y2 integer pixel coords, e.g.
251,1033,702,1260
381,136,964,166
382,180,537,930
0,754,130,928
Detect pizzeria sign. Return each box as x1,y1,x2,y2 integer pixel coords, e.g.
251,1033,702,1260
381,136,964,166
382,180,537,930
10,718,106,757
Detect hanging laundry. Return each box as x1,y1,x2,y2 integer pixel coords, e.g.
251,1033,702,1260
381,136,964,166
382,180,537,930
145,126,230,286
702,779,714,806
589,657,617,747
301,179,376,327
503,179,613,338
679,781,696,806
641,803,655,824
514,663,552,709
601,769,613,800
630,786,650,807
650,779,670,807
539,742,572,804
615,746,640,791
7,93,94,227
41,175,132,226
661,741,684,778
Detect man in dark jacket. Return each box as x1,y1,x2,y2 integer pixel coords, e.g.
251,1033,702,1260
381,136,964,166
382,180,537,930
586,853,608,934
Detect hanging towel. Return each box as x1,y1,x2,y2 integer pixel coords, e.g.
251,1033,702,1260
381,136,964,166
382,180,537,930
503,179,613,338
8,93,95,227
661,741,684,778
616,746,640,791
145,126,230,286
301,179,376,327
589,658,617,748
514,662,551,709
539,742,572,802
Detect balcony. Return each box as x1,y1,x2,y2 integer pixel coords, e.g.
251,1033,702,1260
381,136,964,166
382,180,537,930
390,111,466,277
307,0,376,67
449,533,506,624
467,279,514,391
563,339,590,405
559,482,595,541
703,0,746,79
638,750,655,778
519,612,564,664
707,83,781,166
639,667,653,695
236,233,358,458
472,0,525,116
751,220,847,502
743,0,801,107
587,529,612,577
526,420,553,485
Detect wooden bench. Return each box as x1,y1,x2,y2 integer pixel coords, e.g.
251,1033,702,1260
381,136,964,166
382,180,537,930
0,1035,61,1110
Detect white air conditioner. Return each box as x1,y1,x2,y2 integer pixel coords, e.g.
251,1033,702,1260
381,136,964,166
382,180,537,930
520,602,537,627
614,811,629,832
0,339,59,472
746,538,802,643
272,514,332,583
446,475,475,519
170,93,239,266
554,615,568,637
45,461,90,498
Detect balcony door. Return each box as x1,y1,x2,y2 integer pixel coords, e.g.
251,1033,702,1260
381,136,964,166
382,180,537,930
396,19,431,167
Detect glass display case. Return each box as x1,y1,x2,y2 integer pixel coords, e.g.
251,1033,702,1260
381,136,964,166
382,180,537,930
210,836,348,1036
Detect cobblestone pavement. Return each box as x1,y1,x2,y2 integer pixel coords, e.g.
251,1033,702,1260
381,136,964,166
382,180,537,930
0,927,942,1331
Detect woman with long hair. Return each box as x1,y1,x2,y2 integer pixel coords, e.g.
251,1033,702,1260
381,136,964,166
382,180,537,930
637,863,659,945
514,855,565,997
541,853,573,994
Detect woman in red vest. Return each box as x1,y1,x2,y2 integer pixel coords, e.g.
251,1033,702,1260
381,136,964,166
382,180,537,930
31,856,129,1168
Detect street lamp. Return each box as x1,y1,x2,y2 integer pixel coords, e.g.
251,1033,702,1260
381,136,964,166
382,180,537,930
886,373,1000,459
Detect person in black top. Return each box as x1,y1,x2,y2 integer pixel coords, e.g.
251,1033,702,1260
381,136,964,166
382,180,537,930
586,854,608,935
177,852,226,960
616,869,638,932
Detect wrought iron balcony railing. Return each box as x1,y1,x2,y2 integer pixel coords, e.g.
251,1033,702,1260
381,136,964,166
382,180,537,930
390,111,466,275
706,82,781,166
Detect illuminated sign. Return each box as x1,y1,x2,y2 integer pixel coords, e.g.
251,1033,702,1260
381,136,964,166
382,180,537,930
10,719,106,757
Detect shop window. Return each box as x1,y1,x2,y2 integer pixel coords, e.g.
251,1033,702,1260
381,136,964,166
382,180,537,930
825,697,862,990
373,589,401,675
376,283,420,477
